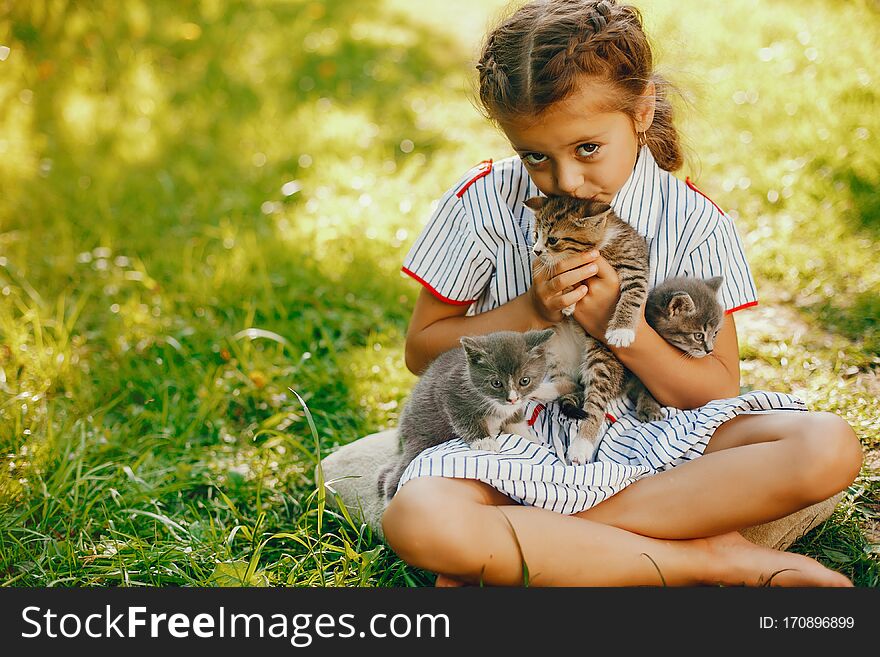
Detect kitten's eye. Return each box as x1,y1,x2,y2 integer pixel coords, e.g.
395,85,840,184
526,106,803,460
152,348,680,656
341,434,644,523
490,379,503,389
576,143,600,158
519,377,531,386
693,332,705,341
547,236,559,246
521,153,548,166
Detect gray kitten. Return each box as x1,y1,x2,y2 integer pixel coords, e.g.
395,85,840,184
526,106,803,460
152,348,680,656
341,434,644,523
526,196,650,465
626,275,725,421
378,329,569,499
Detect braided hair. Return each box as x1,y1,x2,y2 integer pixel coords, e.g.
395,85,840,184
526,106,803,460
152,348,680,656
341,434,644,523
477,0,682,171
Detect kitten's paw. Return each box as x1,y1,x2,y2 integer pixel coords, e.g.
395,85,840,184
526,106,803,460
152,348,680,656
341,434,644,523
605,328,636,348
561,303,576,317
636,406,665,423
568,437,595,465
504,421,539,442
471,437,499,452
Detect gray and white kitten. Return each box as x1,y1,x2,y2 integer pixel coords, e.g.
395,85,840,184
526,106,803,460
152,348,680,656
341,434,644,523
526,195,650,465
378,329,570,499
626,275,725,421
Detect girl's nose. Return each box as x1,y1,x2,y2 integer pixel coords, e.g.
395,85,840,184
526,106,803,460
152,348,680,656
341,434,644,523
555,164,584,195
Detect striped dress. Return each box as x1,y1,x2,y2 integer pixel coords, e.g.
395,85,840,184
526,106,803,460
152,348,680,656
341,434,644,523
397,146,806,514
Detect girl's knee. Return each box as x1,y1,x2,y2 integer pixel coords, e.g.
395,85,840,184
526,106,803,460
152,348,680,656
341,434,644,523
797,412,863,498
381,477,480,573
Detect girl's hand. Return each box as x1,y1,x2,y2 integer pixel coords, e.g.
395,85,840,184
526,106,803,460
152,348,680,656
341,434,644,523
528,251,600,324
569,254,622,341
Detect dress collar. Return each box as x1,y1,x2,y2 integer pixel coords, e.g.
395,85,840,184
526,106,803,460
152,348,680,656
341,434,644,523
610,145,663,239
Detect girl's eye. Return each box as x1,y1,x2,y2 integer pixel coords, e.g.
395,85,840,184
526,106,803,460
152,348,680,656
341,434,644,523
693,332,705,341
547,236,559,246
490,379,503,389
519,377,531,386
576,143,600,158
521,153,548,166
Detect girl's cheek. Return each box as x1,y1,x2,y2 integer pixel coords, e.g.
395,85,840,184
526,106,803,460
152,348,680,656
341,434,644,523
531,173,555,196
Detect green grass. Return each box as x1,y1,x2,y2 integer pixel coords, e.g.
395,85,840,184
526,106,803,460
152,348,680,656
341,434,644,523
0,0,878,587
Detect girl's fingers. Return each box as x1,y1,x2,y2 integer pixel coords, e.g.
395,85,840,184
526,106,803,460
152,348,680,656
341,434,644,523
590,254,617,280
552,261,599,291
558,285,588,308
556,250,600,274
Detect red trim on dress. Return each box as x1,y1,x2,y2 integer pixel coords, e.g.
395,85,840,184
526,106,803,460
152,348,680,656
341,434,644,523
527,404,545,427
525,405,616,426
401,266,475,306
455,159,493,198
685,177,728,217
725,300,759,315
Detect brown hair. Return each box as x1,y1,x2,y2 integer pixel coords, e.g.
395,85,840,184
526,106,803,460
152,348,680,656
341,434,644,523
477,0,683,171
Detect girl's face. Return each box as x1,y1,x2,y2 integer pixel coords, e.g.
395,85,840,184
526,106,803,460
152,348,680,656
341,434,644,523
499,79,654,203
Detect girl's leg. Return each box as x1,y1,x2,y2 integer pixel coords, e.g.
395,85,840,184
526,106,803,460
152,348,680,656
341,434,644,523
381,476,851,586
578,411,862,538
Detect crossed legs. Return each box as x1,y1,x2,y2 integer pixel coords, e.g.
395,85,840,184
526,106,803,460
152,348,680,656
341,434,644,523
381,411,862,586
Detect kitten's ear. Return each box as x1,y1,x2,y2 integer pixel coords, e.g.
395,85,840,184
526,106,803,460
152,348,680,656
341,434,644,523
524,197,546,212
524,328,555,350
706,276,724,293
667,292,696,317
460,336,487,364
577,206,612,227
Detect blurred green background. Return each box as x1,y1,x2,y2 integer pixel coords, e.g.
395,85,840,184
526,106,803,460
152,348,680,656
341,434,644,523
0,0,878,586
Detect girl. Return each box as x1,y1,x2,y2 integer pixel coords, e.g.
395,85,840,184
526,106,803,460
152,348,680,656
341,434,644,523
381,0,863,586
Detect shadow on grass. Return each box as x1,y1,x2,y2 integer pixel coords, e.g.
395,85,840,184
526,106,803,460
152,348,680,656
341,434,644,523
2,0,463,261
1,0,459,448
803,292,880,359
791,152,880,355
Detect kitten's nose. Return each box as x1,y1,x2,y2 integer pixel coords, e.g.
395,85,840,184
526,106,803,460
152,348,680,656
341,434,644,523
507,394,520,404
532,247,543,256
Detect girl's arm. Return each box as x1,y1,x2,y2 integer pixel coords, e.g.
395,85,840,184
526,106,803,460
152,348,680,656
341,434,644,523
570,255,740,409
405,289,546,374
405,252,598,374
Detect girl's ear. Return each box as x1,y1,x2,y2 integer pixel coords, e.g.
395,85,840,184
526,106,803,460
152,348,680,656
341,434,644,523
634,79,656,134
524,197,546,212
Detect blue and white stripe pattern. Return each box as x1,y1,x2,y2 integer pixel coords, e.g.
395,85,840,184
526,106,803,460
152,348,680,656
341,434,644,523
398,146,804,514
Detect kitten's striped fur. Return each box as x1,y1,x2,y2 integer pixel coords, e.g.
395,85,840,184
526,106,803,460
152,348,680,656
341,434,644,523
526,195,649,464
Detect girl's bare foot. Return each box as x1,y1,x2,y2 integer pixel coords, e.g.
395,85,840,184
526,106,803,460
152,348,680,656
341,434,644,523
703,532,853,587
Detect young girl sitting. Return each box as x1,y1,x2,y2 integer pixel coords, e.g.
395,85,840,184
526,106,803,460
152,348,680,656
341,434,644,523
381,0,863,586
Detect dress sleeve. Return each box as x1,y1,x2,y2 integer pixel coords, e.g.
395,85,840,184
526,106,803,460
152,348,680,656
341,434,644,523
401,184,495,305
683,215,758,314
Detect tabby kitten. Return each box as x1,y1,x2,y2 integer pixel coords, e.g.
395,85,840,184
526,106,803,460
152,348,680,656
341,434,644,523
378,329,570,499
525,195,650,465
626,275,725,421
